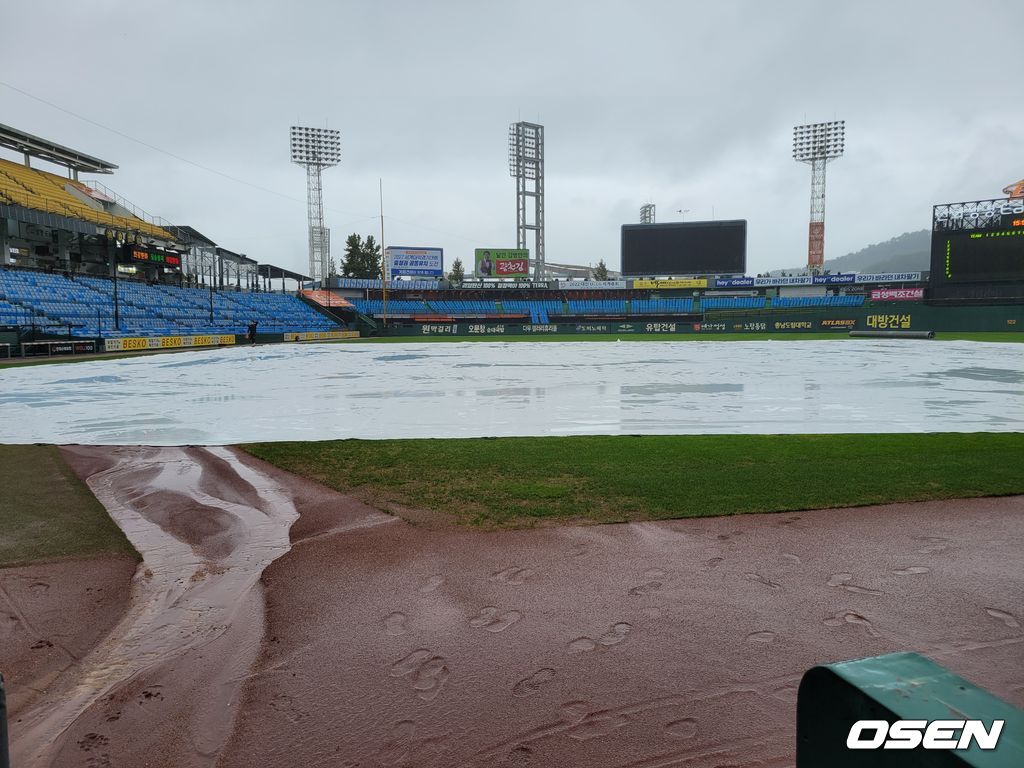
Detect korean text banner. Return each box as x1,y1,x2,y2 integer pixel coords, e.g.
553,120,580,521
475,249,529,277
871,287,924,301
386,247,443,277
632,278,707,289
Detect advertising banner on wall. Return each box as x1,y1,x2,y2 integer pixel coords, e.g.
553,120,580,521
559,280,629,290
714,273,922,289
870,287,924,301
854,272,922,283
386,247,444,277
474,249,529,278
632,278,708,289
459,280,547,289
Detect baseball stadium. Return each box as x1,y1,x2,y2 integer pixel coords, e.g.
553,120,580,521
2,10,1024,767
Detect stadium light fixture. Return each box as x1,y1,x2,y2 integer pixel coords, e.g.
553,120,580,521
508,122,545,279
290,126,341,285
793,120,845,273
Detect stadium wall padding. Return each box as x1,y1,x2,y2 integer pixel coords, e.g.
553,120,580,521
379,303,1023,336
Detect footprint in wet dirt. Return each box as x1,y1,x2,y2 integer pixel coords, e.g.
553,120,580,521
30,639,53,650
418,575,445,594
28,581,50,595
823,610,880,638
384,611,409,636
826,573,883,596
469,606,522,633
664,717,699,740
374,719,450,767
893,566,930,576
566,543,590,559
269,692,308,723
77,732,110,752
568,622,633,653
913,536,953,555
744,572,781,590
568,710,632,741
628,581,663,596
512,668,556,698
390,649,451,702
501,745,534,767
745,630,777,644
629,568,665,595
137,687,164,705
984,608,1020,629
703,557,724,571
769,684,799,703
490,566,535,585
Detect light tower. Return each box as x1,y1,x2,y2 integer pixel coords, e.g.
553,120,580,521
640,203,655,224
290,126,341,285
508,121,545,279
793,120,844,273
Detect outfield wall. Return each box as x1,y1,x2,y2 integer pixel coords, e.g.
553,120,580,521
381,303,1022,337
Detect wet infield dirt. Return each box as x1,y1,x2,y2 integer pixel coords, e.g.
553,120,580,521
5,446,1023,767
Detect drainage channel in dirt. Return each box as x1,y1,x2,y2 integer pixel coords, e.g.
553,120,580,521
9,445,308,767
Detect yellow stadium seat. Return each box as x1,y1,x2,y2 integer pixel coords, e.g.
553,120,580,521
0,158,173,240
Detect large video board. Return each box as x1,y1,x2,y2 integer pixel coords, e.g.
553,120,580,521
621,221,746,277
930,198,1024,284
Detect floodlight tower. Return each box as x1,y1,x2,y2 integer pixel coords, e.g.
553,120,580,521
793,120,844,273
640,203,656,224
508,122,545,279
290,126,341,285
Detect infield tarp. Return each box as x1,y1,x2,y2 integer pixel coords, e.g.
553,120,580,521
1,340,1022,445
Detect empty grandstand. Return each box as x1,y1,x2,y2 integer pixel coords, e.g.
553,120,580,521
0,124,348,353
773,295,865,307
0,269,340,338
701,296,767,310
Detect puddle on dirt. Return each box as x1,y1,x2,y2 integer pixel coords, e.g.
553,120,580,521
9,446,299,766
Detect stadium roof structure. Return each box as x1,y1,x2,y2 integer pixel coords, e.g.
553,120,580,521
164,225,217,248
0,123,117,175
258,263,311,282
216,246,255,266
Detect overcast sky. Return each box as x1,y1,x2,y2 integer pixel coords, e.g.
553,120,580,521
3,0,1021,276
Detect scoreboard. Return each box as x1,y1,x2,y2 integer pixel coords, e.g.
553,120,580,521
930,198,1024,284
621,220,746,277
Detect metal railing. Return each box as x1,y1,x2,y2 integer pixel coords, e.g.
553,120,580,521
83,180,172,229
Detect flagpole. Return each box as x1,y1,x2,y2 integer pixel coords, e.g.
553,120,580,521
380,178,387,329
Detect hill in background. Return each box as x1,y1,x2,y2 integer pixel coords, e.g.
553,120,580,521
771,230,930,275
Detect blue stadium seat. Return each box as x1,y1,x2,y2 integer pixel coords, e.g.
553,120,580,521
701,296,767,310
0,269,342,337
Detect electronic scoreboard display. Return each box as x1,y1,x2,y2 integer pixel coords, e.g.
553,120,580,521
930,198,1024,284
621,220,746,277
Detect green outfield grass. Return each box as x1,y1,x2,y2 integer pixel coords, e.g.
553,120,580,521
0,445,137,566
347,331,1024,344
242,433,1024,528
